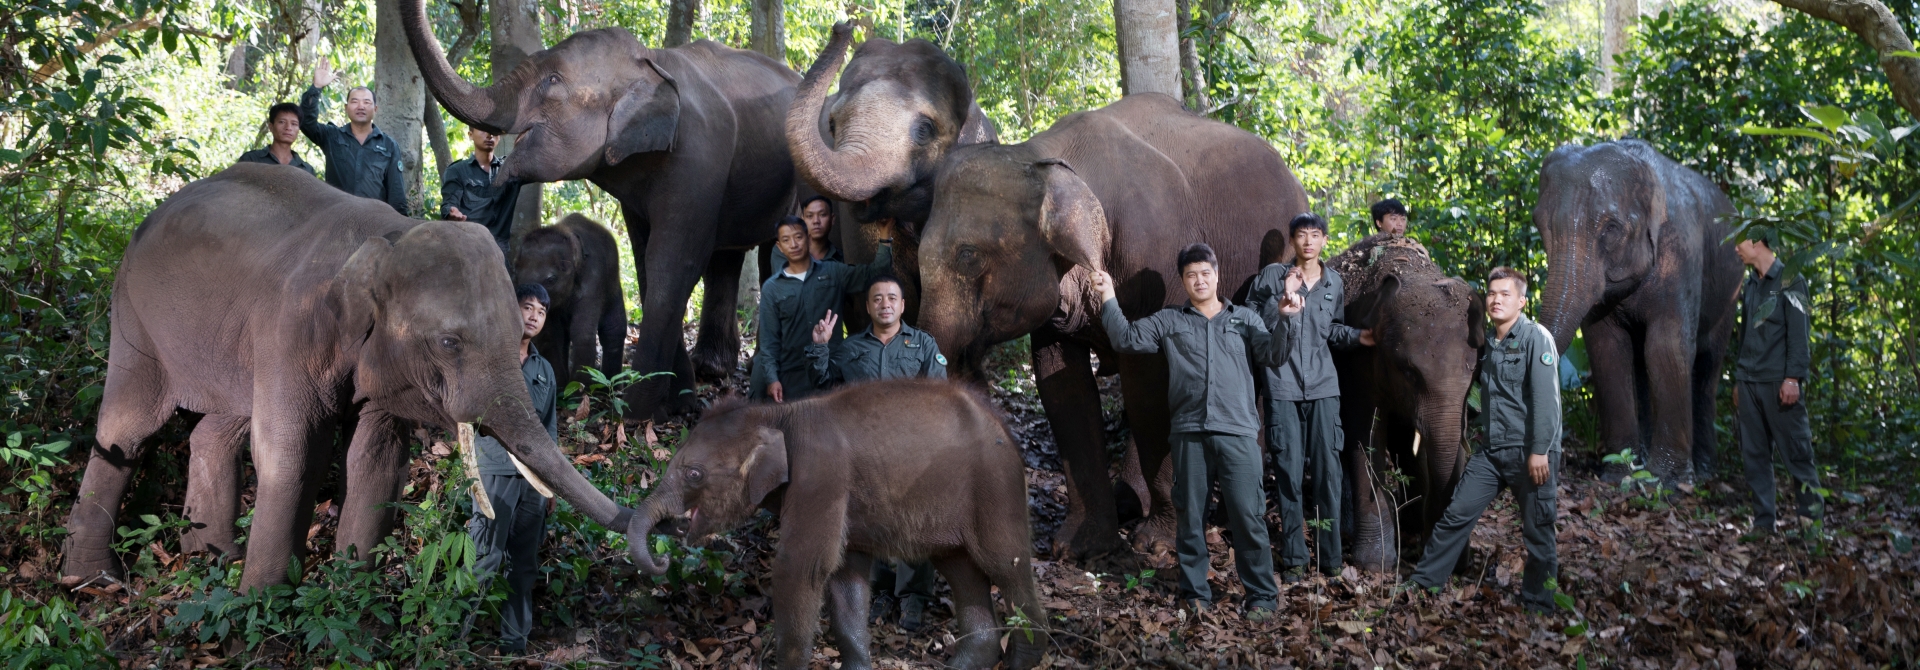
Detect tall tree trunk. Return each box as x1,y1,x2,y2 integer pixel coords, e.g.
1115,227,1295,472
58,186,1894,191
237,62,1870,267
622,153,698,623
1771,0,1920,121
294,0,322,67
492,0,546,254
1175,0,1207,110
1600,0,1637,95
375,0,426,215
1114,0,1182,97
425,99,452,170
666,0,702,47
749,0,784,63
425,0,485,172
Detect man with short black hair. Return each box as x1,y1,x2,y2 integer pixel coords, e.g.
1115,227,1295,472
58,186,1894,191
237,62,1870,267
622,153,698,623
1732,231,1819,535
1245,213,1373,581
751,216,893,402
467,284,559,653
800,195,844,263
1402,267,1561,613
442,125,524,258
1095,244,1303,620
1370,199,1408,237
236,102,317,176
301,57,409,215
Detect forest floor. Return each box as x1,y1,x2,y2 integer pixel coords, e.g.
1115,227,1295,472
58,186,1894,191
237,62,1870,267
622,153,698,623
8,326,1919,668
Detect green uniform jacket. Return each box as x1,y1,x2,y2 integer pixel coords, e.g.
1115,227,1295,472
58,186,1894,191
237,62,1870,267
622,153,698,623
299,86,409,216
750,246,893,391
1244,263,1364,401
235,148,317,176
1473,313,1561,455
477,346,559,475
440,154,522,254
1102,298,1294,437
806,323,947,387
1735,259,1811,383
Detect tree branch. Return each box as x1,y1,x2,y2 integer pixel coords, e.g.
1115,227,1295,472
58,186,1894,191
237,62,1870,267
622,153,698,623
1771,0,1920,121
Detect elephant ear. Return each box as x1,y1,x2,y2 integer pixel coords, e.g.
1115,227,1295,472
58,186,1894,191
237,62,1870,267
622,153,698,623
1357,274,1401,330
1035,158,1110,271
605,59,680,165
335,235,395,346
1467,286,1488,350
743,426,790,510
1607,156,1669,282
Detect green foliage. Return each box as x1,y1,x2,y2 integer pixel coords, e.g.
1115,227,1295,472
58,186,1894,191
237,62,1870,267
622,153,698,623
1602,448,1666,508
0,591,116,670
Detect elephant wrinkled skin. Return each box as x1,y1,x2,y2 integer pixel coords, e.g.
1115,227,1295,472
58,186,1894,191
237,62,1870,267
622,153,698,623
628,380,1046,670
514,213,627,388
61,165,636,590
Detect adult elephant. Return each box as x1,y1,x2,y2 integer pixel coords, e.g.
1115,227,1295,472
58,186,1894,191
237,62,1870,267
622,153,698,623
1329,234,1481,571
785,22,997,324
400,0,800,418
1535,140,1742,484
61,165,639,590
914,93,1309,559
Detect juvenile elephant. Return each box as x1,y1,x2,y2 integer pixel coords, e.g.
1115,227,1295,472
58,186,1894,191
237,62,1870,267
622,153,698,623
1535,141,1742,483
401,0,799,418
514,213,627,386
912,93,1310,559
62,165,638,590
1329,235,1482,571
627,380,1045,670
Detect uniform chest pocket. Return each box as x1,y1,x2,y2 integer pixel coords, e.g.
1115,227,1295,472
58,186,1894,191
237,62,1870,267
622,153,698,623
1219,326,1246,356
772,293,800,321
1498,354,1526,385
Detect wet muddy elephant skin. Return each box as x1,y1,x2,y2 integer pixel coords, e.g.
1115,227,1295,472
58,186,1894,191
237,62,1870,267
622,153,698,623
627,380,1046,670
514,213,627,388
1329,235,1483,571
913,93,1311,560
1534,141,1742,484
401,0,800,418
61,165,636,590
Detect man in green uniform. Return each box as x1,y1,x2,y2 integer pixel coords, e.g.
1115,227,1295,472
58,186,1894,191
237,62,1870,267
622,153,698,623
800,195,845,263
1244,213,1374,581
301,58,409,215
1371,199,1408,238
750,216,893,402
235,102,317,176
1095,243,1303,619
467,284,559,652
1732,232,1820,534
804,274,945,629
1403,267,1561,612
441,126,523,258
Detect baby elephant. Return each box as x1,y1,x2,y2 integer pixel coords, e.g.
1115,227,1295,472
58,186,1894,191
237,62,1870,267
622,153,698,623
628,379,1046,669
513,213,626,385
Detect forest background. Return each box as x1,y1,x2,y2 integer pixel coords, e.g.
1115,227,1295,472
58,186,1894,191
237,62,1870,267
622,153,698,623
1,0,1918,665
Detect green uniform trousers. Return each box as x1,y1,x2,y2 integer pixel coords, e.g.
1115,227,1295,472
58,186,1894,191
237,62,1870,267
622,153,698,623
469,474,548,646
1411,448,1559,610
1736,381,1821,531
1267,396,1343,575
1172,431,1278,608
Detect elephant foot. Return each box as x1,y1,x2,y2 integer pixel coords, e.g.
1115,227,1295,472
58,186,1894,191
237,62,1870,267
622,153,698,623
1050,515,1127,563
1004,629,1050,669
689,344,736,382
1350,535,1397,573
1129,513,1178,570
946,636,1003,670
59,541,122,586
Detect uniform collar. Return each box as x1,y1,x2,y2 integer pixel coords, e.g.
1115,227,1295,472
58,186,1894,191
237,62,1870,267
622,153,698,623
779,257,816,280
1180,300,1235,320
1495,313,1534,347
465,154,503,172
862,323,917,342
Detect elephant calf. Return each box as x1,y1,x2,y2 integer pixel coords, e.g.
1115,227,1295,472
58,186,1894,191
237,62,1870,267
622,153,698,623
513,213,627,387
628,379,1046,670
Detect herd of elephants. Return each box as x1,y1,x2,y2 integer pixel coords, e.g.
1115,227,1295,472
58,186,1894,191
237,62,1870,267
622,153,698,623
57,5,1754,666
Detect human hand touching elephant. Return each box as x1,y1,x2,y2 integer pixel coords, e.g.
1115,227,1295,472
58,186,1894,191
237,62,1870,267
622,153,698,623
446,206,467,221
1091,270,1117,303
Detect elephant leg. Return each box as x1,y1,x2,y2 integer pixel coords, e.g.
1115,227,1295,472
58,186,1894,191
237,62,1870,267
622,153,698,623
1115,353,1177,562
534,313,576,386
932,553,1002,670
1029,330,1124,560
622,205,712,419
980,551,1048,670
825,551,875,670
182,414,250,558
1643,318,1699,485
1583,316,1641,481
334,409,409,562
1346,410,1400,573
62,364,175,582
1692,307,1736,479
594,289,629,380
692,248,745,382
239,406,333,590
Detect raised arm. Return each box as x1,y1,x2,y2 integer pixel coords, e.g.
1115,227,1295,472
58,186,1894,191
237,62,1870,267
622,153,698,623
1239,308,1295,368
1245,263,1289,331
1101,298,1169,355
298,86,332,146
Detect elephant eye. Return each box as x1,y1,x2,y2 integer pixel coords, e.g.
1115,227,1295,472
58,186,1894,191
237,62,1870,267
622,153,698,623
954,245,984,277
546,73,561,85
911,117,935,145
438,336,460,350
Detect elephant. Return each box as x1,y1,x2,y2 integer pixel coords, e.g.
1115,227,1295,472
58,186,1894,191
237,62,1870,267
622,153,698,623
513,213,627,387
1328,234,1482,571
1534,140,1743,484
61,164,639,590
626,379,1045,670
785,21,998,326
400,0,800,419
912,92,1310,560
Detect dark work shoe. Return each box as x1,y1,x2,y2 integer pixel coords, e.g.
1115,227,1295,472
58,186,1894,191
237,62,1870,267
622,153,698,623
1280,566,1308,584
899,595,928,632
499,639,527,654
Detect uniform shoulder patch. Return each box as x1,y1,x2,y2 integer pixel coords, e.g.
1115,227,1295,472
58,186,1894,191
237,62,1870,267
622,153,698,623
1542,352,1555,366
935,353,948,366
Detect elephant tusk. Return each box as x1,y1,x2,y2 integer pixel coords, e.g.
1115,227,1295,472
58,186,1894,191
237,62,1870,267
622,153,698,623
1412,431,1422,457
459,423,495,519
508,453,556,499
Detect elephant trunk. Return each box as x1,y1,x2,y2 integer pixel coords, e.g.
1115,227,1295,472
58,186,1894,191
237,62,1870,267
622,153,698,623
399,0,519,133
1539,234,1598,353
472,382,633,533
786,22,913,202
627,494,679,575
1415,386,1469,526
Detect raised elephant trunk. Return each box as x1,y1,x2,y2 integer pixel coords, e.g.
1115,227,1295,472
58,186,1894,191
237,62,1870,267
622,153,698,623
626,494,679,575
786,22,911,202
398,0,520,133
